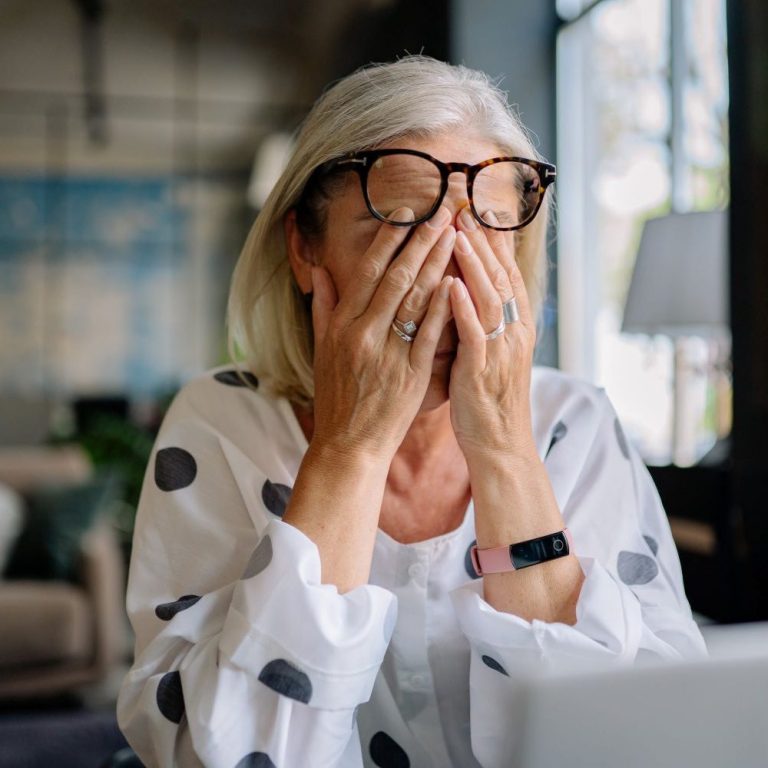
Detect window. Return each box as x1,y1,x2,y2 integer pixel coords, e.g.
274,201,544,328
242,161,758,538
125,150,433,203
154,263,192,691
556,0,729,464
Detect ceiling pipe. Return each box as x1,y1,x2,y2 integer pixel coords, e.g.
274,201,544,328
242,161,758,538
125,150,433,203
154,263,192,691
73,0,108,145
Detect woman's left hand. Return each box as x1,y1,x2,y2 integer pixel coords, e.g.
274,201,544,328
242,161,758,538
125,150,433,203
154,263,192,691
447,206,538,462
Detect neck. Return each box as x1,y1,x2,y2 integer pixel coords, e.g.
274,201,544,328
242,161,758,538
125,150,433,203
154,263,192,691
291,399,460,490
388,400,458,488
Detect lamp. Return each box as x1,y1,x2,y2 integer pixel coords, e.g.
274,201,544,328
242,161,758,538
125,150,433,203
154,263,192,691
621,210,730,465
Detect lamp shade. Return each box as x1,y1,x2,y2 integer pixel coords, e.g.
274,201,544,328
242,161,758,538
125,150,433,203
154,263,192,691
621,210,729,337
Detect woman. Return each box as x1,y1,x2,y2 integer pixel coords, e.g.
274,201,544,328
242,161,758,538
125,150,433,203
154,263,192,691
117,56,706,768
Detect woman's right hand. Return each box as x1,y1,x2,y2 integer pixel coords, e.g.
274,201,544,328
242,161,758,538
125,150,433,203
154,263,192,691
309,206,456,463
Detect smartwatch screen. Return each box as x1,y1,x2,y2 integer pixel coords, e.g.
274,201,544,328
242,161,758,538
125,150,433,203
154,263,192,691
510,531,569,569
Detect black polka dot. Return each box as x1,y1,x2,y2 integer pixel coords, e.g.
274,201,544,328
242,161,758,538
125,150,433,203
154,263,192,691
464,540,480,579
156,670,184,723
214,369,259,388
155,594,202,621
258,659,312,704
481,654,509,676
614,418,630,460
155,447,197,491
545,420,568,458
643,534,659,556
234,753,276,768
370,731,410,768
262,480,292,517
617,550,659,585
242,535,273,579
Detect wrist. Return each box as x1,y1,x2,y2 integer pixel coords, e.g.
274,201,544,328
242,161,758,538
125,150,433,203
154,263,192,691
463,440,541,472
305,439,390,477
466,448,565,548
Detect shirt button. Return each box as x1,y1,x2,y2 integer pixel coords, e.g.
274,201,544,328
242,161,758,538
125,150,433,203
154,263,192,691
408,562,426,580
409,673,428,689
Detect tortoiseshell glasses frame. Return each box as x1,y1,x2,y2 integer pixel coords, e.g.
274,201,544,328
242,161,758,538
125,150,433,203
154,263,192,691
313,147,557,232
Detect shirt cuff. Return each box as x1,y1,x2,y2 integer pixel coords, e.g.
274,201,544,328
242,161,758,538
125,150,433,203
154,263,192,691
449,555,644,675
220,517,397,710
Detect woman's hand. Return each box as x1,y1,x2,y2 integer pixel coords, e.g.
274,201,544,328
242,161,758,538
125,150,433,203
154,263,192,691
309,207,456,463
447,206,538,462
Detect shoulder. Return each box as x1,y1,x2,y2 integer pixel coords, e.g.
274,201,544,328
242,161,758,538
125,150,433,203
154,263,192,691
157,364,304,463
531,365,608,414
530,365,612,457
164,363,286,423
166,364,269,419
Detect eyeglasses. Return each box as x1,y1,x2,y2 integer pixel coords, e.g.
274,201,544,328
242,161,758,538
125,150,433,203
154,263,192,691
313,148,556,232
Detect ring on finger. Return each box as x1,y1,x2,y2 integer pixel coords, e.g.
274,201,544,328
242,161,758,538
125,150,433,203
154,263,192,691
391,321,415,343
484,319,505,341
502,297,520,324
393,317,419,337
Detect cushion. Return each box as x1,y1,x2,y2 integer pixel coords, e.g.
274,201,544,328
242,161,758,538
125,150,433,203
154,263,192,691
0,444,92,495
4,471,121,582
0,482,23,576
0,582,92,667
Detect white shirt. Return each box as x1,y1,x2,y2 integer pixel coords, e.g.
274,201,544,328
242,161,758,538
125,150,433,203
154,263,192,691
117,363,707,768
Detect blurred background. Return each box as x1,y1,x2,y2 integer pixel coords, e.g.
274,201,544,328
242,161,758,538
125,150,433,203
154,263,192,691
0,0,766,765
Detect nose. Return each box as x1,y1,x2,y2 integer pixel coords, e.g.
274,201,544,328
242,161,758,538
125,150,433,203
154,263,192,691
438,176,471,281
440,175,471,225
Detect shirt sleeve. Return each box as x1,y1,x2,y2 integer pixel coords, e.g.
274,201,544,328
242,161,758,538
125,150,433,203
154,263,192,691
116,380,397,768
448,386,708,768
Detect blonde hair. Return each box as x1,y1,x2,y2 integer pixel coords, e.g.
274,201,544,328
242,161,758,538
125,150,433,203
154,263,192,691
227,55,554,408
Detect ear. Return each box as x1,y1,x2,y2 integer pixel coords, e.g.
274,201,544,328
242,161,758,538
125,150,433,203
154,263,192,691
284,208,316,295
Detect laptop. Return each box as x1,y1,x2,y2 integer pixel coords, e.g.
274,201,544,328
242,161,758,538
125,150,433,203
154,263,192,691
509,621,768,768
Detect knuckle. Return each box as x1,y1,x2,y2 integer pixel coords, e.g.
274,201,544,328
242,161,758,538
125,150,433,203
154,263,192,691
359,258,384,285
349,327,375,357
413,224,436,246
402,285,427,314
359,332,377,356
386,262,416,291
490,266,510,293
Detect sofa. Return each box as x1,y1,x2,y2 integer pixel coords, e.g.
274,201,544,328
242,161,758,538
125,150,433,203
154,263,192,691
0,445,129,700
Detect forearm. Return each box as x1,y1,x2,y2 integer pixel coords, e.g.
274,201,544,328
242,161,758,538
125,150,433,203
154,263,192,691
282,442,390,594
468,449,585,625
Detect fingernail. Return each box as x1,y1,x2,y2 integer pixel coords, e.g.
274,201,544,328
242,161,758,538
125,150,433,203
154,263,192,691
455,230,472,254
440,276,453,298
427,206,451,229
437,225,456,249
460,207,477,231
454,278,467,299
483,210,499,226
391,207,415,223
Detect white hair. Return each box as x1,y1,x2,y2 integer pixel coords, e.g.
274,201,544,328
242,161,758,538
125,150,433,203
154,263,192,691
227,55,554,407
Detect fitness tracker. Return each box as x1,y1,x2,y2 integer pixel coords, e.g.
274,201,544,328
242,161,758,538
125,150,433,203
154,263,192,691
470,528,574,576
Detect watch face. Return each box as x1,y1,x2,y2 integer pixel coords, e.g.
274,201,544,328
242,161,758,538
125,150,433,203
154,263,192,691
510,531,569,569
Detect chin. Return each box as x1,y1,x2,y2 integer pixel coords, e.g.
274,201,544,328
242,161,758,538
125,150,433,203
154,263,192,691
418,377,451,413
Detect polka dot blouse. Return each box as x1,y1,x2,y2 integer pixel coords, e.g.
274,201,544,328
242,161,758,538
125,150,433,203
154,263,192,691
116,364,707,767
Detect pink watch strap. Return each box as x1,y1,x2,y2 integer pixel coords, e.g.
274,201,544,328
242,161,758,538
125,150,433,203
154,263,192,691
470,527,574,576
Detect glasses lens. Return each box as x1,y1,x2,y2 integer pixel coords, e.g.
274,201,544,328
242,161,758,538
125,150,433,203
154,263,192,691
474,161,542,229
366,153,442,222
